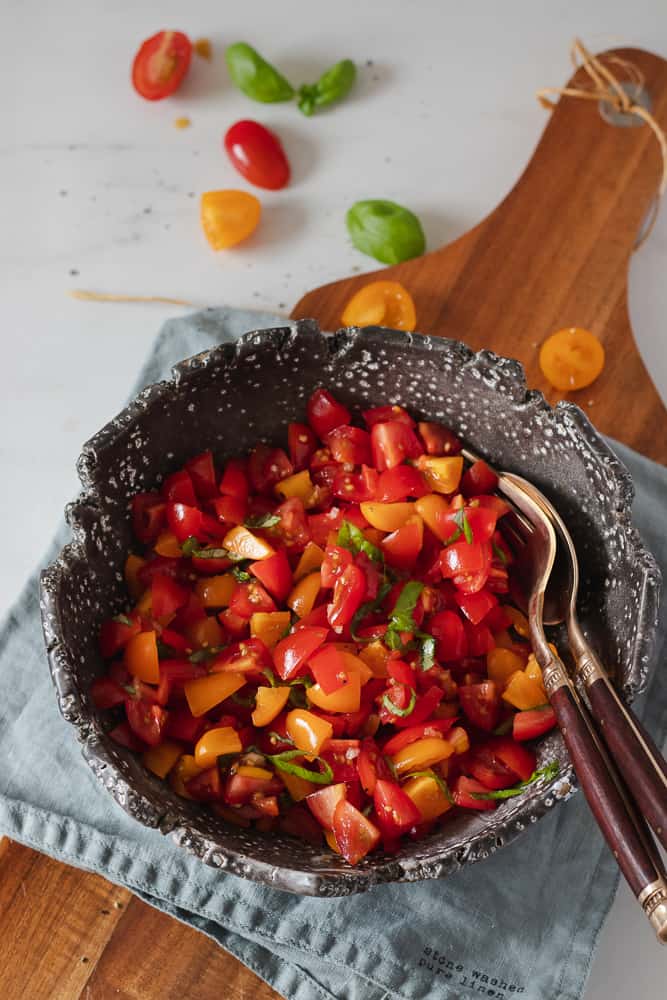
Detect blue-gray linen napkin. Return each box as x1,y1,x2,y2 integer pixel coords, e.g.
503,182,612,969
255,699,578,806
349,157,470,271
1,308,666,1000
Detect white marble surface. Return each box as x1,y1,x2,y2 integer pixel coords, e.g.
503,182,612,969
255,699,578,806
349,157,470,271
2,0,666,994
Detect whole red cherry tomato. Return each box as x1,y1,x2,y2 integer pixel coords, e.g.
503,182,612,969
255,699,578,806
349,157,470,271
223,120,290,190
132,31,192,101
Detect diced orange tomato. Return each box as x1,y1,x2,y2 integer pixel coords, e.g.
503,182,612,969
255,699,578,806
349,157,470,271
416,456,463,494
251,685,291,726
414,494,451,541
184,671,245,717
275,470,314,504
143,740,182,779
502,670,547,711
124,630,160,683
339,651,373,685
307,670,361,713
392,736,454,775
447,726,470,755
154,531,183,558
505,606,530,638
294,542,324,581
341,280,417,332
487,647,526,688
279,769,318,802
236,764,273,780
124,554,146,600
403,773,453,821
186,615,224,650
250,611,292,650
135,589,153,618
286,709,333,754
169,754,202,798
358,640,391,677
525,654,545,689
223,525,275,560
195,574,236,608
287,572,321,618
359,502,414,532
200,190,261,251
539,327,605,391
194,726,243,767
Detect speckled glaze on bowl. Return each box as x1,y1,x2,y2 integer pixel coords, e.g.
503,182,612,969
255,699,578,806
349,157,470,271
40,320,661,896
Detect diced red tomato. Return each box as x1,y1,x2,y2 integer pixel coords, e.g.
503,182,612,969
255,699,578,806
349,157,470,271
465,507,498,544
275,497,311,550
381,717,458,755
308,645,350,694
162,469,198,506
332,798,381,864
306,782,347,829
453,775,496,810
320,739,361,782
229,581,277,618
308,507,343,547
91,676,127,710
467,745,518,790
325,426,372,465
109,721,147,752
417,422,461,456
381,516,424,570
327,564,366,629
307,389,351,440
459,681,501,732
441,541,488,578
356,740,392,794
332,466,379,503
376,465,428,502
370,421,423,471
288,422,318,471
320,545,353,588
99,614,141,659
273,627,329,681
362,405,414,428
249,549,293,603
454,588,497,626
373,779,421,836
211,494,247,526
248,444,294,495
513,706,557,741
427,610,467,661
164,707,207,743
186,766,223,801
387,659,417,688
489,736,536,782
125,698,167,747
151,574,189,620
219,458,249,499
461,460,498,497
185,451,217,500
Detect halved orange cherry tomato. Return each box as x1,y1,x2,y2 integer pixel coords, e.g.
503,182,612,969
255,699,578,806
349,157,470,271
124,630,160,684
252,685,291,726
359,501,414,532
201,190,261,250
539,327,605,391
286,709,333,754
132,31,193,101
184,671,245,717
194,726,242,768
307,670,361,713
143,740,183,779
341,281,417,332
223,525,274,560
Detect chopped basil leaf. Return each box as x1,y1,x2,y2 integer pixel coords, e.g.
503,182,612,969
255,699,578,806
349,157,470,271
262,667,278,687
181,536,200,556
192,547,232,559
337,520,384,564
231,565,252,582
418,633,436,671
454,508,473,545
492,716,514,736
382,686,417,718
383,754,399,780
112,613,133,626
268,749,333,785
470,761,560,800
384,580,423,649
245,512,281,529
188,646,224,663
492,542,508,565
442,526,462,547
408,769,455,804
231,691,254,707
268,730,294,747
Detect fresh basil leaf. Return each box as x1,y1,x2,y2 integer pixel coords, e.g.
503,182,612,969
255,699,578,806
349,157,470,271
245,512,281,529
384,580,424,651
454,508,473,545
181,536,200,556
337,520,384,564
418,633,436,672
492,541,508,565
112,613,133,626
470,761,560,800
262,668,278,687
231,691,254,707
188,646,224,663
231,565,252,582
268,749,333,785
382,687,417,718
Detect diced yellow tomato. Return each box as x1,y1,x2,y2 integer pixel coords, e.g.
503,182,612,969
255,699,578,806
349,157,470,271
251,685,291,726
169,754,202,798
194,726,243,767
307,671,361,713
294,541,324,581
184,671,245,717
358,640,391,677
143,740,183,779
124,630,160,683
275,470,314,504
505,606,530,638
124,554,146,601
186,615,224,650
487,647,526,688
236,764,273,780
279,769,317,802
359,502,414,532
339,651,373,685
250,611,291,650
502,670,547,710
416,456,464,494
287,572,321,618
223,525,275,560
286,709,333,754
324,828,341,854
414,493,451,541
135,589,153,619
392,736,454,775
525,654,546,689
154,531,183,558
403,773,453,821
195,574,236,609
447,726,470,754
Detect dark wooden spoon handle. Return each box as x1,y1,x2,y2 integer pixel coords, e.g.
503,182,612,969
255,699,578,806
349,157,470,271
550,685,667,941
586,675,667,851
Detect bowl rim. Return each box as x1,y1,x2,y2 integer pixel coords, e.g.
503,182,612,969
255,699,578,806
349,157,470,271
40,318,662,896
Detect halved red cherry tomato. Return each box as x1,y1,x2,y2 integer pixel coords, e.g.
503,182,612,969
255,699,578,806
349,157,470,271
374,779,421,836
513,705,557,741
370,420,423,471
320,739,362,783
356,740,392,794
325,426,372,466
467,745,518,790
229,581,277,618
465,506,498,544
275,497,311,550
376,465,428,502
459,681,501,732
453,775,496,811
308,645,351,694
427,610,467,661
131,493,166,545
248,444,293,495
417,422,461,456
461,460,498,497
288,423,318,471
151,573,189,620
332,798,381,864
307,389,351,440
332,466,378,503
132,31,193,101
362,405,414,428
441,541,488,578
381,717,458,755
320,545,353,588
185,451,218,500
454,588,497,626
219,458,249,499
249,549,293,603
125,698,167,747
489,736,536,782
381,515,424,570
211,494,247,527
273,626,329,681
162,469,198,506
224,119,290,191
327,564,366,629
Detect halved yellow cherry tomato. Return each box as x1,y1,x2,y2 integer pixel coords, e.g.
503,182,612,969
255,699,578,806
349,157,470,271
414,494,450,540
525,655,546,693
184,671,245,717
200,190,261,250
294,541,325,581
287,571,321,617
124,554,146,600
447,726,470,755
186,615,223,650
286,709,333,754
124,630,160,684
250,611,292,650
341,280,417,332
392,736,454,775
169,754,202,798
359,501,414,532
251,685,291,726
502,670,547,711
539,327,605,391
154,531,182,558
223,525,275,560
416,456,463,494
486,647,526,688
307,671,361,713
402,773,453,821
339,651,373,685
358,640,391,677
275,470,314,504
195,574,236,608
195,726,243,767
143,740,183,779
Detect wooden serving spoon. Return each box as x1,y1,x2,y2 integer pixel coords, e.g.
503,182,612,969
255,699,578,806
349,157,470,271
292,46,667,465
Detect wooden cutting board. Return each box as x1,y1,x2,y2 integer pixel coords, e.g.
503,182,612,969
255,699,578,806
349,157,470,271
2,45,667,1000
293,47,667,466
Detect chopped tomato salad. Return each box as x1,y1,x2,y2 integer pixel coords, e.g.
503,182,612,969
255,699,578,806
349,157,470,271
92,389,558,864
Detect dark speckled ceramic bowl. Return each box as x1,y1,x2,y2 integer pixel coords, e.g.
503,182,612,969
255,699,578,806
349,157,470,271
40,319,660,896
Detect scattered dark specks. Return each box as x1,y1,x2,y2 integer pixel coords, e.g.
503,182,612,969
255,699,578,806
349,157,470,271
366,59,374,67
81,956,89,964
143,206,152,215
59,189,68,197
187,191,195,198
252,291,260,298
113,900,123,909
163,224,171,231
372,75,379,82
90,195,97,202
100,908,110,916
351,265,361,272
69,268,79,277
278,302,286,309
